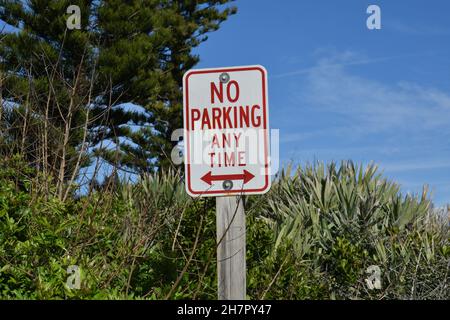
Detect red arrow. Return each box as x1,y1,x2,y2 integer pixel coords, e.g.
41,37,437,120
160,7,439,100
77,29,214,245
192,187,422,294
201,170,255,186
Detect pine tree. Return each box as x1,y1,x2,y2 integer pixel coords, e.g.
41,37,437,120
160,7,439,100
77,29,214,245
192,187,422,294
0,0,236,185
92,0,236,172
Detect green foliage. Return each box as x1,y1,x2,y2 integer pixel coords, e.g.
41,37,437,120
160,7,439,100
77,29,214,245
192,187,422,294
0,160,448,299
251,161,449,299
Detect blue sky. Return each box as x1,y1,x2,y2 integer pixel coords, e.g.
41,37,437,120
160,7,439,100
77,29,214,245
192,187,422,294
192,0,450,206
1,1,449,205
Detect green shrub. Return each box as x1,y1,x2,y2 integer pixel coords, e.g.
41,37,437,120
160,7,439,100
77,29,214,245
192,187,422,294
252,161,449,299
0,158,448,299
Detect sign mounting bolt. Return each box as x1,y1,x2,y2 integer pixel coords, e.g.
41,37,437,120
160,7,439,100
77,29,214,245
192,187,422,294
220,73,230,83
222,180,233,190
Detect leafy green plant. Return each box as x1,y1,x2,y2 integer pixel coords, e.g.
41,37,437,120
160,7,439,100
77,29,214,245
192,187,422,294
253,161,448,299
0,158,448,299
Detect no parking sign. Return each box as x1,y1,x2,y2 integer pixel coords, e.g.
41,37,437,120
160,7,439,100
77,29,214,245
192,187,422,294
183,65,271,197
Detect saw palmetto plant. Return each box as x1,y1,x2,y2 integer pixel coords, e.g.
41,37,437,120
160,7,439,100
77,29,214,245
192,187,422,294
253,161,449,299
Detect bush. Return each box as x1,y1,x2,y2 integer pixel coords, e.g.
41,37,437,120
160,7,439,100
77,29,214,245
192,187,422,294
251,161,449,299
0,158,448,299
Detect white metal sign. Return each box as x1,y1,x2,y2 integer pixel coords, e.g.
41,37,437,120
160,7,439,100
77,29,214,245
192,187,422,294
183,65,271,197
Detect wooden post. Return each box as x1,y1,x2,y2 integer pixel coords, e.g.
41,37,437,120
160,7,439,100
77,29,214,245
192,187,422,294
216,196,246,300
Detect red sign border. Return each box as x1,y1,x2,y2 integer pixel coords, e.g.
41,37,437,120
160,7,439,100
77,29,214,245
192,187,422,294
183,65,270,196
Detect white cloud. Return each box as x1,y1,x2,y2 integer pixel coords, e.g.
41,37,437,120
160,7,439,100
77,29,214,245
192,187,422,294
279,51,450,206
382,160,450,173
388,21,450,36
298,52,450,136
273,51,431,79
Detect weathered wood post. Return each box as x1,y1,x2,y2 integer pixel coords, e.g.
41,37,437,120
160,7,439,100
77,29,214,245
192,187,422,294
216,196,246,300
183,65,270,301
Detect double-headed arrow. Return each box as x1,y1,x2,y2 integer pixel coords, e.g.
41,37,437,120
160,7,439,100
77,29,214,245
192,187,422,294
201,170,255,186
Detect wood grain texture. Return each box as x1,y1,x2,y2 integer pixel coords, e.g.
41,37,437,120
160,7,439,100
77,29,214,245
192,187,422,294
216,196,246,300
